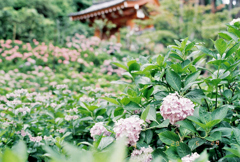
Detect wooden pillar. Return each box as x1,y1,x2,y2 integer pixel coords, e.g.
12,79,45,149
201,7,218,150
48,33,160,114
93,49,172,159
94,28,101,38
126,19,135,29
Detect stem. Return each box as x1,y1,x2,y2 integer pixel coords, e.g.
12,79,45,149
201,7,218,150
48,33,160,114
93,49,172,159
198,85,210,111
214,86,218,111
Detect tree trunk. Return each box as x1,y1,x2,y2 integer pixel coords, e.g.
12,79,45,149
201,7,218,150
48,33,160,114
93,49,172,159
229,0,233,11
211,0,216,13
200,0,205,5
237,0,240,7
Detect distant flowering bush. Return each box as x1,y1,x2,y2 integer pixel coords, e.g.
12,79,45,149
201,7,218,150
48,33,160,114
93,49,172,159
113,116,144,146
90,122,111,140
130,146,153,162
160,92,195,125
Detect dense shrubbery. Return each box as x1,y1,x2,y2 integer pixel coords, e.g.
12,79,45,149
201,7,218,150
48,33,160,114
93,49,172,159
1,22,240,162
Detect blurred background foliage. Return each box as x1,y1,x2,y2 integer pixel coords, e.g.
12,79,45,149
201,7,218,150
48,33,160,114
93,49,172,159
0,0,240,49
0,0,93,44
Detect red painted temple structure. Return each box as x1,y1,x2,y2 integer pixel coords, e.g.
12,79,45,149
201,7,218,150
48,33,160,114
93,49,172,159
69,0,160,41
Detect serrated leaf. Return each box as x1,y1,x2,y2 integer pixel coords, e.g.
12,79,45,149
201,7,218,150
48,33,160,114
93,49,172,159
205,131,222,141
188,138,205,151
176,120,197,133
176,143,191,158
184,71,200,86
166,69,181,91
214,38,227,56
159,131,180,146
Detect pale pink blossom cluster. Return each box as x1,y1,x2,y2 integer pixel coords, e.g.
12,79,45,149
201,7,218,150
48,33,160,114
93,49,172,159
65,115,79,121
56,84,68,89
90,122,111,140
80,96,94,102
100,59,125,76
56,128,66,133
16,107,30,115
113,116,144,146
65,108,78,113
181,152,207,162
130,146,153,162
29,136,42,142
160,92,195,125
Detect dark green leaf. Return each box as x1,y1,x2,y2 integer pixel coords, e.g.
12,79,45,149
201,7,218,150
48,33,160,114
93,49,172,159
124,102,141,110
166,69,181,91
188,138,205,151
205,131,222,141
159,131,180,146
176,143,191,158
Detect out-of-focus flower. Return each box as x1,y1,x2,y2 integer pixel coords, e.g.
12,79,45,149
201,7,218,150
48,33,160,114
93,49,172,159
113,116,144,146
130,146,153,162
230,18,240,25
90,122,111,140
181,152,209,162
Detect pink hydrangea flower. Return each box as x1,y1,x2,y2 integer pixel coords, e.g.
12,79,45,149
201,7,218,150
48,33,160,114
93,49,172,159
130,146,153,162
90,122,111,140
113,116,144,146
160,92,194,125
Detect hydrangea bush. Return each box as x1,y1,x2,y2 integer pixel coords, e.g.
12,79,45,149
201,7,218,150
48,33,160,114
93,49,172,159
1,22,240,162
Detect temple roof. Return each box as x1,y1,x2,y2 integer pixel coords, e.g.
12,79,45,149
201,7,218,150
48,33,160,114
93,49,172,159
69,0,126,16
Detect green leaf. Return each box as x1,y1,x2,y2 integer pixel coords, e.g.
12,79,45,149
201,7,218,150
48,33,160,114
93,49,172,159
205,131,222,141
214,38,227,56
176,143,191,158
98,137,115,150
112,62,128,71
233,128,240,145
145,130,153,144
158,131,180,146
129,62,140,73
181,37,189,50
154,91,169,100
166,69,181,91
11,140,27,162
124,102,141,110
206,119,221,129
176,120,197,133
156,119,170,128
143,86,154,99
187,116,207,130
194,150,209,162
169,53,184,61
224,146,240,157
188,138,205,151
185,89,205,100
211,106,229,121
141,105,150,121
146,106,156,121
197,45,217,58
108,137,127,162
219,31,238,42
100,97,119,105
2,148,21,162
184,71,200,86
135,76,151,85
211,127,232,137
226,42,240,58
165,146,180,160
